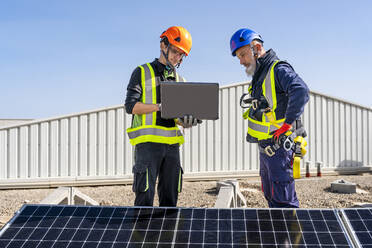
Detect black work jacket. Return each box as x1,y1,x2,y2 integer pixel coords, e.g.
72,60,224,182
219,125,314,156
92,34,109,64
125,59,179,128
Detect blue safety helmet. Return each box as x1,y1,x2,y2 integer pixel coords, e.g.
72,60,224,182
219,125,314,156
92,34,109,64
230,28,263,56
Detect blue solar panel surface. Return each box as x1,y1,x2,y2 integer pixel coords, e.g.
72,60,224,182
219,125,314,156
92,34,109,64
0,204,353,248
343,208,372,248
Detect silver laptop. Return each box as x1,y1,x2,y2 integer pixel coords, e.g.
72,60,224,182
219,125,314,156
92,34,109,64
160,82,219,120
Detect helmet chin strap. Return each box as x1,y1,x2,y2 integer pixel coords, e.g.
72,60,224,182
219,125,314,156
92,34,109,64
161,45,183,73
162,48,175,73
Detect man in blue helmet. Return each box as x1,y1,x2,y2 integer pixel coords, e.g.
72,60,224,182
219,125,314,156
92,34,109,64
230,28,309,208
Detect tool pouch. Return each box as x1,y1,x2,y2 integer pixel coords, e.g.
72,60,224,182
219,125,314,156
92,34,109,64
132,163,149,193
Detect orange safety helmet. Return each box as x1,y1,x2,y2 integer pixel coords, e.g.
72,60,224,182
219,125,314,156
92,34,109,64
160,26,192,56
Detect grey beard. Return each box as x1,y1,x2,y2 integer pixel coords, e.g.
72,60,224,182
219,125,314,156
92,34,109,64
245,64,256,76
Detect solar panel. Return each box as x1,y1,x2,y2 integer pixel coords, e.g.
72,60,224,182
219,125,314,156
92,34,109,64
342,208,372,248
0,204,354,247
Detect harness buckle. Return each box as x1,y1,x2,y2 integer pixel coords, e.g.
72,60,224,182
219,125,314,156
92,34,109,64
239,93,253,109
252,99,259,110
264,146,275,157
282,136,293,151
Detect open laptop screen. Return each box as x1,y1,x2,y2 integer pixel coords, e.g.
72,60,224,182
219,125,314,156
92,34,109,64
160,82,219,120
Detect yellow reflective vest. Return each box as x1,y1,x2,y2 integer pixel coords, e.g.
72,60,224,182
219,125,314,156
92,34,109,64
247,60,286,140
126,63,185,146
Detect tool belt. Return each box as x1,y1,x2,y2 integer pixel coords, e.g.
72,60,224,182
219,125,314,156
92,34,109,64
258,119,307,157
240,94,307,157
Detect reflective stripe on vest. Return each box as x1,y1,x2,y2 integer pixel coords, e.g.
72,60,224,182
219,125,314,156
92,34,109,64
247,60,285,140
127,63,184,146
128,127,183,139
141,63,157,126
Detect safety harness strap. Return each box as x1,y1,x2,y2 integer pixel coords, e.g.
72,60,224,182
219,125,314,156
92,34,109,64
247,60,284,140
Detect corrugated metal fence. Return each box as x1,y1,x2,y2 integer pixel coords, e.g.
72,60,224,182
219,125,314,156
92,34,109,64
0,82,371,188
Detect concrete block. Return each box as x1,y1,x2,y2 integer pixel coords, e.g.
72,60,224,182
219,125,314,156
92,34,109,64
331,179,356,194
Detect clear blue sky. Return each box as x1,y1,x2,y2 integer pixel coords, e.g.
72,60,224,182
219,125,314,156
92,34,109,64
1,0,371,119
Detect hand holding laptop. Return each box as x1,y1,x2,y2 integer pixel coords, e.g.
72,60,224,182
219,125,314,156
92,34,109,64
177,115,203,128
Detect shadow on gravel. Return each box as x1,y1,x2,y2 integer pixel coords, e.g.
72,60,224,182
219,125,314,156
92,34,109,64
324,187,332,193
205,187,218,196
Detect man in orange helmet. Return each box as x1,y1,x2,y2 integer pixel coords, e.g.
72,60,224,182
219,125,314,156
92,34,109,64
125,26,200,206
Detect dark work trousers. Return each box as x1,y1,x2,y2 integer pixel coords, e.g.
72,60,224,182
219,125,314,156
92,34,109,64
259,144,299,208
132,142,182,207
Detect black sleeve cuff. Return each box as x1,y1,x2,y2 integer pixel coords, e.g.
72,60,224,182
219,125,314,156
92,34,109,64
125,101,137,114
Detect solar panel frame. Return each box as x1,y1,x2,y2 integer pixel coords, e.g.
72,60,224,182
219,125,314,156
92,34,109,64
341,208,372,248
0,205,357,248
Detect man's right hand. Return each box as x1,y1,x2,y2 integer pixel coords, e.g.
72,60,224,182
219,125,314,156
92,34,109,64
132,102,161,115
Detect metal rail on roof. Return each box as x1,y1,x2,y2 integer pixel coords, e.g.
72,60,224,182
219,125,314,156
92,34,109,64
0,82,371,189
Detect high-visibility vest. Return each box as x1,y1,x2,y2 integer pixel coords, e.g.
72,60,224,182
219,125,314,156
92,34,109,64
247,60,285,140
126,63,185,146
